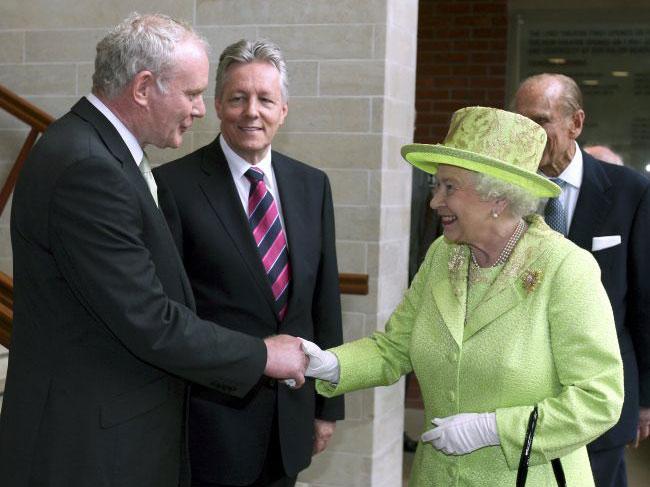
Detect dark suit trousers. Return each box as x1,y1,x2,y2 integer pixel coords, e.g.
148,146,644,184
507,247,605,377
588,446,627,487
191,403,297,487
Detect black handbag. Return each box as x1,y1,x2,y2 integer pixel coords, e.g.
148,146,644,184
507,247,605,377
516,406,567,487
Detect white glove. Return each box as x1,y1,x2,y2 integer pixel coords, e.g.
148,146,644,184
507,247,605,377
421,412,499,455
300,338,340,383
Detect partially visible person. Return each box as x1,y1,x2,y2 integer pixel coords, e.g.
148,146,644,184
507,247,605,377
302,107,624,486
583,144,624,166
514,73,650,487
0,14,306,487
155,39,344,487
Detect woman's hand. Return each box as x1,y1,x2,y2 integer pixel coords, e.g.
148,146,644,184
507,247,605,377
421,412,500,455
301,338,340,383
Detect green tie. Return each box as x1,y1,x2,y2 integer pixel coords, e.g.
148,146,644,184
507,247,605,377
139,153,158,207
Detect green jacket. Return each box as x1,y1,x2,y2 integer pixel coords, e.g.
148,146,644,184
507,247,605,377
319,215,623,486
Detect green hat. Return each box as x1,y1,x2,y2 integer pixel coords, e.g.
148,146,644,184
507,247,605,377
401,106,560,198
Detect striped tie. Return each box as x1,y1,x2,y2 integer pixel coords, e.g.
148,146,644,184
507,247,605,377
245,167,291,320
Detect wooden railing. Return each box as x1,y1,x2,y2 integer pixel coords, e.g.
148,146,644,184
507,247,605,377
0,84,54,215
0,84,369,351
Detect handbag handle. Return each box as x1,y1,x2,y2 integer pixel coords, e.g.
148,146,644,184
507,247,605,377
516,406,567,487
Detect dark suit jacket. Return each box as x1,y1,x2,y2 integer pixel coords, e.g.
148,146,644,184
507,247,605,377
154,137,344,485
568,149,650,450
0,99,267,487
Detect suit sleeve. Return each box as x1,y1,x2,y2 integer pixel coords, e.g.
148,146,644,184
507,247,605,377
629,184,650,406
49,157,267,396
312,175,345,420
496,248,624,469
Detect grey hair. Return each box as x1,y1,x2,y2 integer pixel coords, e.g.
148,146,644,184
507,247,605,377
516,73,583,117
92,12,209,99
473,172,540,219
215,39,289,100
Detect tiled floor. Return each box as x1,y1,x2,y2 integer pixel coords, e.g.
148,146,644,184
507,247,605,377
403,408,650,486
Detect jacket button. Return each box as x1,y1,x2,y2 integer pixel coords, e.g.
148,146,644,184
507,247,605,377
448,391,456,402
448,352,458,363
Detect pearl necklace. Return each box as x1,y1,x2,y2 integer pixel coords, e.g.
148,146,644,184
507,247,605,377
471,219,526,268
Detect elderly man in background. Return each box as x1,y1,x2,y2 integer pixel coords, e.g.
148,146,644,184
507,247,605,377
154,39,344,487
0,15,306,487
514,73,650,487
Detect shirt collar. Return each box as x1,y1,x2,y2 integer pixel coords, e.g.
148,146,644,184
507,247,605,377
85,93,144,166
555,141,583,190
219,135,274,187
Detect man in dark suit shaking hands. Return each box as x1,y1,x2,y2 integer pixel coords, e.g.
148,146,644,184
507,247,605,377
0,15,307,487
514,73,650,487
154,39,344,487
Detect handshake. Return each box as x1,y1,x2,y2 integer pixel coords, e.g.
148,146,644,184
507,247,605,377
263,335,340,388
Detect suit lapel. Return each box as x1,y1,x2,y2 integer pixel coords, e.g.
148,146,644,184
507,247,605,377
568,152,611,251
433,245,468,347
198,140,279,317
463,215,551,341
72,97,195,308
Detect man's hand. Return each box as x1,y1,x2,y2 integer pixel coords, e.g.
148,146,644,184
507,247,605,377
313,419,336,455
631,407,650,448
263,335,308,388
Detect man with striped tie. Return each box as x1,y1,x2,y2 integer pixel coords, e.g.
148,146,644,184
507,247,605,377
154,39,344,487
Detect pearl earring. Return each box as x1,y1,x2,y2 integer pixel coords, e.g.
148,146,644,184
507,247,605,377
492,211,499,218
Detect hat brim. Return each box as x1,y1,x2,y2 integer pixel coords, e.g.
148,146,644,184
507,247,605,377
401,143,560,198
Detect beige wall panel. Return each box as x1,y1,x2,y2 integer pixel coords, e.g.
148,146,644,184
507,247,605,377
0,64,76,95
334,205,379,241
283,97,370,133
297,450,372,486
344,389,363,421
371,435,403,487
286,61,318,97
382,98,415,138
196,0,386,26
342,311,366,342
371,97,383,134
327,418,373,453
387,0,419,31
0,0,194,29
0,226,11,259
377,269,408,313
341,278,378,315
196,26,258,62
383,134,414,170
0,258,11,276
387,62,416,105
379,206,410,241
319,60,384,96
25,29,106,63
0,31,24,63
372,169,411,206
76,63,94,95
385,26,416,67
336,240,367,274
0,130,27,161
271,133,383,170
325,169,369,206
376,240,409,278
257,25,374,60
0,197,11,225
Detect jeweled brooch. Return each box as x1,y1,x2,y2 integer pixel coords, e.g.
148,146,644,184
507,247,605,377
522,269,542,293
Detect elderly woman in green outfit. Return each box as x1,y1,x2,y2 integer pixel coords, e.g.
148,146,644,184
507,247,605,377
302,107,623,486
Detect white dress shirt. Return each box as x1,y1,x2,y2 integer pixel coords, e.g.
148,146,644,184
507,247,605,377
85,94,158,205
219,135,287,234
